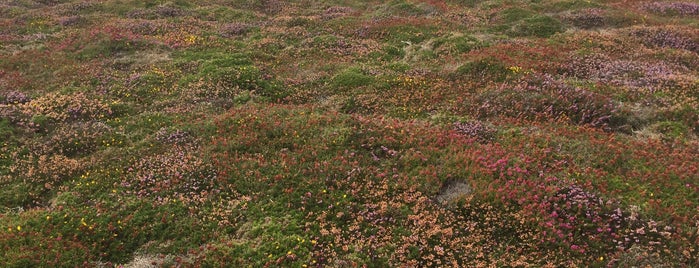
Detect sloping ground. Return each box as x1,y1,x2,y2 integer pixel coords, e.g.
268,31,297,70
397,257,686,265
1,0,698,266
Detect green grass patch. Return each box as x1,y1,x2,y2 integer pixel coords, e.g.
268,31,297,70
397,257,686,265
508,15,564,38
332,67,376,89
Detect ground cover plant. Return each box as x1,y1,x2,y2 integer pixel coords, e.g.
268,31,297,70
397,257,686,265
1,0,698,266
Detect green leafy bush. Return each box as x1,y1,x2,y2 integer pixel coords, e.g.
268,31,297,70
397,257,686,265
332,67,375,89
451,57,510,82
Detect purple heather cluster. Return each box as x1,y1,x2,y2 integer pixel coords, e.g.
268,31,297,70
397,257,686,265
566,54,681,92
2,91,31,104
631,28,698,52
478,74,616,128
644,2,699,16
453,120,496,143
220,22,251,37
155,127,192,144
563,8,606,29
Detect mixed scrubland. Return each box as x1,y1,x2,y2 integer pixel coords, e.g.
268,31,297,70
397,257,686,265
1,0,698,266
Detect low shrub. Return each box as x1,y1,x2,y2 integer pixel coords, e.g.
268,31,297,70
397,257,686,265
178,52,287,101
1,91,31,104
332,67,375,89
34,121,113,156
644,2,699,16
453,120,497,143
18,91,112,123
219,22,252,37
451,57,510,82
509,15,564,38
563,53,684,92
631,27,698,52
476,74,618,129
561,8,607,29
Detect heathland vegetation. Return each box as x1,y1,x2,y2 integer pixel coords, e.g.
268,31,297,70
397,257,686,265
1,0,698,266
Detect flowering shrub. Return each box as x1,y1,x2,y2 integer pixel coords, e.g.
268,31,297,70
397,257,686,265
1,0,698,266
1,153,83,207
1,91,31,104
18,91,111,123
451,57,510,82
33,121,113,156
644,2,699,16
540,185,671,256
57,1,100,16
125,20,161,36
123,144,219,207
476,74,618,129
155,127,192,145
561,8,606,29
453,120,497,143
563,53,685,92
322,6,354,20
631,27,698,52
126,5,187,19
219,22,252,37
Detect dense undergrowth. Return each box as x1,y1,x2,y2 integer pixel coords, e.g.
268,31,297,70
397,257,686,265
1,0,698,266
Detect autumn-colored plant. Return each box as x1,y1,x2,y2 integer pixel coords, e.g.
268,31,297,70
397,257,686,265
1,0,697,266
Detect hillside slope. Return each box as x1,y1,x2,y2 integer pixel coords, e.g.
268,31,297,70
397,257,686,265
1,0,698,266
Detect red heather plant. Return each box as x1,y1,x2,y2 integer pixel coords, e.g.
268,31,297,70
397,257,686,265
482,151,678,262
123,144,219,207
